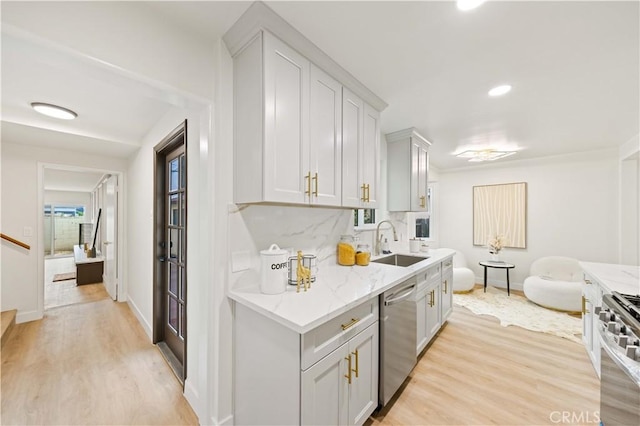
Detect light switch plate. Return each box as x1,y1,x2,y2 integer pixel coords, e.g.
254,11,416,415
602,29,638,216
231,250,251,272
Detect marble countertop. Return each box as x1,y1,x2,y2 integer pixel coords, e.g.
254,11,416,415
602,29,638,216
229,248,455,334
579,261,640,295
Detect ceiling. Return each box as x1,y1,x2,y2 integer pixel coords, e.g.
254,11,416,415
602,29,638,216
44,169,106,193
1,1,638,176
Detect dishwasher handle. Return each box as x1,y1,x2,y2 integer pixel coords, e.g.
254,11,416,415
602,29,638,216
384,285,416,306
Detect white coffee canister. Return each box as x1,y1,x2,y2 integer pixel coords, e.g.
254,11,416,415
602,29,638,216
260,244,288,294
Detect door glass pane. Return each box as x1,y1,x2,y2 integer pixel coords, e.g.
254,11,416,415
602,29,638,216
168,296,178,332
169,228,180,261
169,263,178,296
180,154,186,189
180,192,186,227
169,194,179,226
178,304,185,339
169,158,179,192
179,266,185,302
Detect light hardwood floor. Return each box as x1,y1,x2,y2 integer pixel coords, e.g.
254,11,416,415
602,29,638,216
368,304,600,426
1,298,198,425
45,257,108,310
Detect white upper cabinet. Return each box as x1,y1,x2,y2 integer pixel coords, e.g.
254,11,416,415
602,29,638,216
225,2,387,209
342,89,380,209
309,65,343,206
386,128,431,212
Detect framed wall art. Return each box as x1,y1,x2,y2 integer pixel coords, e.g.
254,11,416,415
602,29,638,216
473,182,527,249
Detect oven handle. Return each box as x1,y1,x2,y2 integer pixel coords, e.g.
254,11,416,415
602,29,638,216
598,327,640,385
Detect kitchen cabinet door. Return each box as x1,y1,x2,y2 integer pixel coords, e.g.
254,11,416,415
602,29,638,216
301,342,349,426
347,323,379,426
361,104,380,208
386,128,431,212
342,88,364,208
416,286,428,356
309,65,342,206
263,33,310,204
425,280,441,343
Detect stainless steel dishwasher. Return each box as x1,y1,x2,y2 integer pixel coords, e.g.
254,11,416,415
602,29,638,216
379,276,417,406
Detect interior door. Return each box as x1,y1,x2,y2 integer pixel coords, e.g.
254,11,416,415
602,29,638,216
102,175,118,300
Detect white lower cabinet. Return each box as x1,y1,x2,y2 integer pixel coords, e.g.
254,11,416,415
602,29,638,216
302,322,378,426
234,299,379,425
582,272,604,377
415,257,454,357
441,260,453,321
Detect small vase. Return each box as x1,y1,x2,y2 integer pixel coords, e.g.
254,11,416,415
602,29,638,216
490,253,500,262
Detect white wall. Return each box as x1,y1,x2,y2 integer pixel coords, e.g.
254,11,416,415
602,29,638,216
619,135,639,266
439,149,619,289
0,142,126,322
44,190,91,213
1,1,216,100
125,103,214,423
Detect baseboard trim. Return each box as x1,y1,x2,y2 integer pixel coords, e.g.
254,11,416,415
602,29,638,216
126,297,152,340
16,309,43,324
183,378,201,423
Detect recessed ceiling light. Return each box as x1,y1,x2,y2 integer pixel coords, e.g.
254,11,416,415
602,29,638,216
457,0,486,12
488,85,512,97
31,102,77,120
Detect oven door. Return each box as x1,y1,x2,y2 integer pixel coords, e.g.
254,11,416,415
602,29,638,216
599,327,640,425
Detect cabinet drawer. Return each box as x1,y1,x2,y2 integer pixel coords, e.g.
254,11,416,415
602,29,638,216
442,258,453,275
417,264,441,287
301,298,378,370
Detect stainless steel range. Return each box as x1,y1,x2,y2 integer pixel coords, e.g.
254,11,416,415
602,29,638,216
598,291,640,425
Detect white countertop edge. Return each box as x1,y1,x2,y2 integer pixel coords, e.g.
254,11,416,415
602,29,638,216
229,248,455,334
580,261,640,295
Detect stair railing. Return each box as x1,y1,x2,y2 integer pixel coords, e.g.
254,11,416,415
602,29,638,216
0,233,31,250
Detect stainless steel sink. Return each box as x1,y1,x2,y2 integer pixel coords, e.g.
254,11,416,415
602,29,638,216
371,254,428,267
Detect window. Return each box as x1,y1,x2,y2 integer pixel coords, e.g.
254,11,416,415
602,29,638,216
354,208,377,229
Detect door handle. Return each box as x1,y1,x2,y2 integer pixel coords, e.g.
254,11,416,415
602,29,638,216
158,256,166,262
344,355,352,384
352,349,359,378
312,172,318,197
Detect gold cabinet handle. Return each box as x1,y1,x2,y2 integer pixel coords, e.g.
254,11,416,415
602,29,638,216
585,279,592,285
420,195,426,208
366,184,370,202
344,355,352,384
443,279,448,294
429,290,434,307
341,317,360,331
312,172,318,197
352,349,359,378
305,172,311,196
360,184,367,202
582,296,589,315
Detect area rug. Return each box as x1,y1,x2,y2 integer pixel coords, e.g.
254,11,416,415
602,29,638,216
52,272,76,282
453,286,582,343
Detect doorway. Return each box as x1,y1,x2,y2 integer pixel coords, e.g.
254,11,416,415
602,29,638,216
153,122,187,384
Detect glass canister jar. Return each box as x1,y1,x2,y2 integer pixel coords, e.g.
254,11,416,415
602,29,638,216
355,243,371,266
337,235,356,266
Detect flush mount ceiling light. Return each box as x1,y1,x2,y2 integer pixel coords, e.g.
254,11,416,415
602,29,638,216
455,149,517,162
30,102,77,120
457,0,486,11
488,84,512,97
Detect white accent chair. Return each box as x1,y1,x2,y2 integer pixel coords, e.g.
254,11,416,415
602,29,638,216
453,250,476,293
523,256,583,312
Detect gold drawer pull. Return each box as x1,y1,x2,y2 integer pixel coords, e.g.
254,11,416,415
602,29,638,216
582,296,589,315
305,172,311,196
360,184,367,202
341,317,360,330
585,279,592,285
352,349,359,378
312,172,318,197
344,355,352,384
420,195,426,208
443,279,448,294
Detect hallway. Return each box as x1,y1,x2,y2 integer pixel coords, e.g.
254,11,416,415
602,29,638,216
1,297,198,425
44,256,108,310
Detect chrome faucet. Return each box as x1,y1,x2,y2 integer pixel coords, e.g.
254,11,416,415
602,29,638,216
375,220,398,255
